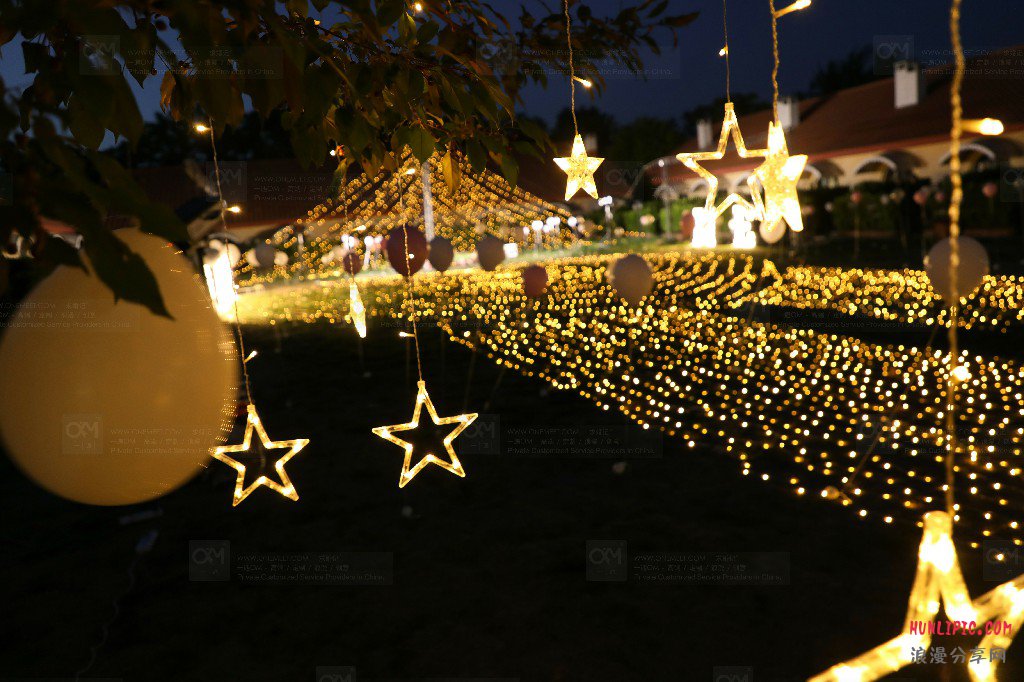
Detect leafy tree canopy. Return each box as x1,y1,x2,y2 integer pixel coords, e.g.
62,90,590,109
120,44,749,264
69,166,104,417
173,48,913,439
0,0,695,314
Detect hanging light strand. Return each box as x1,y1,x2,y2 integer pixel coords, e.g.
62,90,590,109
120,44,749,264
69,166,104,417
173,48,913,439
722,0,732,101
768,0,780,121
945,0,964,518
563,0,579,135
207,117,254,406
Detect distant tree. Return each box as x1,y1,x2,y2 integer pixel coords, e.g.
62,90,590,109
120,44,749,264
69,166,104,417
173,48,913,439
551,106,618,156
606,116,684,168
110,111,293,168
682,92,768,136
808,46,877,96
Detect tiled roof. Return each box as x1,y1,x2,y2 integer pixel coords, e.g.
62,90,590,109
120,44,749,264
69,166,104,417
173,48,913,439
661,45,1024,183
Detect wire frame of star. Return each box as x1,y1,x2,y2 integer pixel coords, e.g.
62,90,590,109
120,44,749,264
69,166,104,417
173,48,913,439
211,403,309,506
809,511,1024,682
372,380,478,488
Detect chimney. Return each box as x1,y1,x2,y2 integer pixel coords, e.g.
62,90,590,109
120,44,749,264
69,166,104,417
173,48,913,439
696,119,714,150
894,60,923,109
778,96,799,130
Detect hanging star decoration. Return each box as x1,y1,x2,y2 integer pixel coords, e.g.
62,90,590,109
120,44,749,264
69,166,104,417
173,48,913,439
751,121,807,241
211,403,308,506
555,134,604,201
372,380,478,488
676,102,767,219
809,511,1024,682
349,281,367,338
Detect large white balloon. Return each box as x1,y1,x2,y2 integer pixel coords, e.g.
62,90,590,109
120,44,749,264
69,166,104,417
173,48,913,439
925,236,989,302
608,254,653,306
0,230,238,505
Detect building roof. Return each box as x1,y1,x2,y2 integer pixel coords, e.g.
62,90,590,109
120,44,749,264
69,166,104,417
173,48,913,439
659,45,1024,184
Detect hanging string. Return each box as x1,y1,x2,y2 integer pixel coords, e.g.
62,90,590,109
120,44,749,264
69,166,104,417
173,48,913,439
945,0,964,519
768,0,780,122
396,164,425,383
207,117,254,406
722,0,732,102
563,0,579,135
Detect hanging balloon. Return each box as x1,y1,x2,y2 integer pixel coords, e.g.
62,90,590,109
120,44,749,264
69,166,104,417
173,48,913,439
913,187,931,206
982,182,999,200
608,254,653,306
427,236,454,273
476,234,506,271
759,218,786,244
385,225,428,277
924,236,989,302
0,229,238,505
522,265,549,298
249,242,276,270
342,249,362,275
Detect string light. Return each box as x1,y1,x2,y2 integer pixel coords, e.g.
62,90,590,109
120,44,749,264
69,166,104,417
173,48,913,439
809,512,1024,681
372,380,477,488
211,403,308,506
773,0,811,18
554,0,604,201
200,116,311,505
233,251,1024,548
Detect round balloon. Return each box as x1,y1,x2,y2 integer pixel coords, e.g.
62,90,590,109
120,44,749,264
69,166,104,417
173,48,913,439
608,254,653,306
476,234,506,271
0,230,238,505
250,242,276,270
427,236,454,273
925,236,989,302
385,225,427,277
342,249,362,275
522,265,549,298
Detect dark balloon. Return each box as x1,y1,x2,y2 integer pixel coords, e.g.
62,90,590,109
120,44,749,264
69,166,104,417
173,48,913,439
428,236,454,272
522,265,549,298
385,225,428,277
342,250,362,275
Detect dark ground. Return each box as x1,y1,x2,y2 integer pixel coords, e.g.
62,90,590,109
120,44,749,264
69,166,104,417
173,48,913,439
1,319,1018,682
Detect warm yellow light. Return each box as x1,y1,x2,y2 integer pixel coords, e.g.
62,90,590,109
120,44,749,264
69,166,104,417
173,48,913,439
211,403,309,506
979,118,1004,136
774,0,811,18
554,134,604,201
413,2,423,12
718,46,728,57
226,204,242,214
952,364,971,382
194,123,209,133
372,380,477,488
573,76,592,89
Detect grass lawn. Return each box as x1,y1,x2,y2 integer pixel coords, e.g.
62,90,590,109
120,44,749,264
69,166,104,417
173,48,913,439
3,317,1018,681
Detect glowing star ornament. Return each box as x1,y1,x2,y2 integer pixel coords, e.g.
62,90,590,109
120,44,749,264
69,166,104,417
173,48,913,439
349,281,367,338
372,380,478,488
554,134,604,201
676,102,767,219
211,403,308,506
809,511,1024,682
752,121,807,236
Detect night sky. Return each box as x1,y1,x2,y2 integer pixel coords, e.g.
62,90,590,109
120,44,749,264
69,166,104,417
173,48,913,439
0,0,1021,126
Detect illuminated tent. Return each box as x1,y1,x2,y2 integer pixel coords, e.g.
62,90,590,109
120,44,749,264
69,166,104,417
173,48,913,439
236,148,573,283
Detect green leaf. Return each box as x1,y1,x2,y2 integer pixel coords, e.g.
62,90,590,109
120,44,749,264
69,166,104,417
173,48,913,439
499,153,518,188
400,125,435,163
376,0,404,27
68,94,105,149
440,149,461,193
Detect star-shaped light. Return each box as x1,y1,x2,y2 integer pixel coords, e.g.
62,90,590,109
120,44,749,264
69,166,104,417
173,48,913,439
751,121,807,240
349,281,367,338
372,380,478,488
211,403,308,506
554,134,604,201
810,511,1024,682
676,102,767,220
